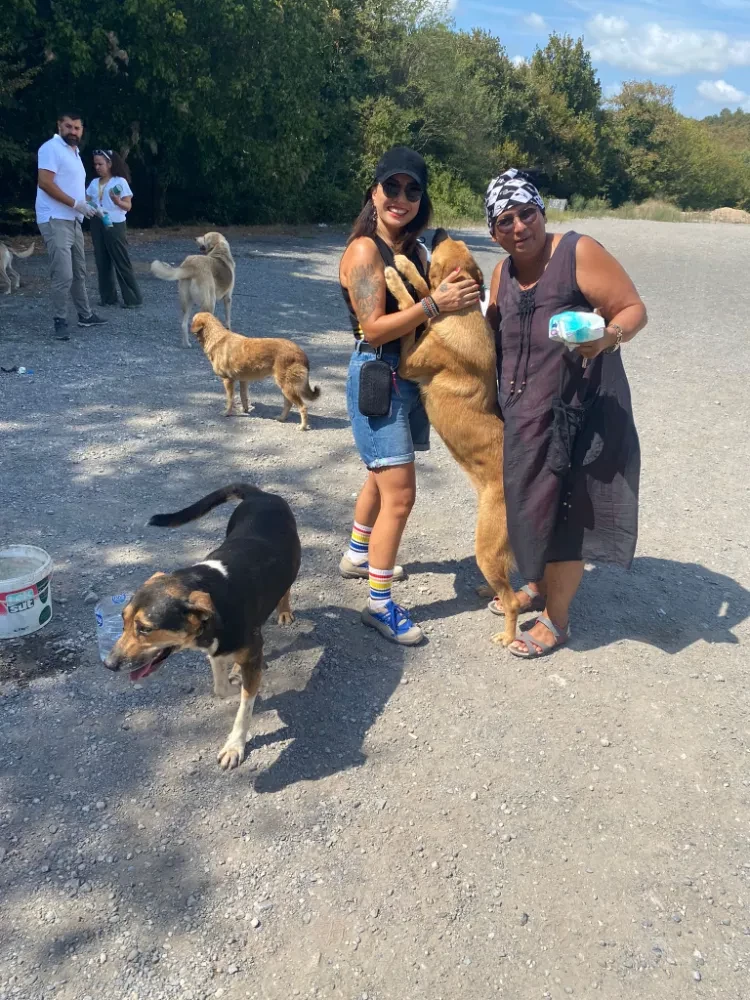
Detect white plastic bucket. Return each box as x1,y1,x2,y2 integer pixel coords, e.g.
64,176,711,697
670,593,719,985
0,545,54,639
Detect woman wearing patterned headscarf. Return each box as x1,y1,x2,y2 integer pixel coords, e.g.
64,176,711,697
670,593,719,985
484,169,647,659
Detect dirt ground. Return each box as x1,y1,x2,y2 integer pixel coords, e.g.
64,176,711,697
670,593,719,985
0,220,749,1000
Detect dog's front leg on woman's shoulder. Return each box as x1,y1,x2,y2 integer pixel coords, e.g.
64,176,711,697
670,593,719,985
383,266,419,311
217,633,263,771
391,255,429,298
276,589,294,626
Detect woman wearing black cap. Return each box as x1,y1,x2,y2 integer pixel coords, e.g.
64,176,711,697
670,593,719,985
484,169,647,658
339,146,481,645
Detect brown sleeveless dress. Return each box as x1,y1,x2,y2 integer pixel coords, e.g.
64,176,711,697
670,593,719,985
494,231,640,582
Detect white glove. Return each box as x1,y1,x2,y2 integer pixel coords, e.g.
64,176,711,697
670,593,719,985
74,200,97,219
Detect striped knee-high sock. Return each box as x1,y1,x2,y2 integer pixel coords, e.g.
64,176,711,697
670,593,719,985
368,566,394,611
348,520,372,566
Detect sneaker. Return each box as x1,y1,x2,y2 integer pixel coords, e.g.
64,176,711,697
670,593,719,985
339,555,405,581
361,601,424,645
53,318,70,341
78,312,107,327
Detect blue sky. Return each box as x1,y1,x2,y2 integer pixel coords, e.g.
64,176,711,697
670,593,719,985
449,0,750,117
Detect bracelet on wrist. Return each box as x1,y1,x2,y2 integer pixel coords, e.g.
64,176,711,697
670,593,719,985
605,323,624,353
421,296,440,319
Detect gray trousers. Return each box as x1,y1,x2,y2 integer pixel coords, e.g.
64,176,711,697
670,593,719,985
38,218,91,321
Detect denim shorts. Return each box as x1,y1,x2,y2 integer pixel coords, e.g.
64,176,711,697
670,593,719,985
346,347,430,469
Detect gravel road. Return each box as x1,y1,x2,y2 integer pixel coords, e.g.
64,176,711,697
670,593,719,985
1,220,749,1000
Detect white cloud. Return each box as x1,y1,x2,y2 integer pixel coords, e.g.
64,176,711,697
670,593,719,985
511,55,527,67
524,12,546,30
587,13,750,75
697,79,748,103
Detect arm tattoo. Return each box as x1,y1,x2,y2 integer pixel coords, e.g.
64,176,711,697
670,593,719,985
350,263,382,322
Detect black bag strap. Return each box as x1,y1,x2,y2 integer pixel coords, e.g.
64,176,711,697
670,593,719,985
371,235,426,340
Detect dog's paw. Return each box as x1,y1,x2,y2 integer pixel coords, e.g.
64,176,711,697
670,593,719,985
213,681,231,699
277,610,294,626
217,740,245,771
491,631,515,647
242,404,255,414
298,424,309,432
223,410,234,418
476,583,494,599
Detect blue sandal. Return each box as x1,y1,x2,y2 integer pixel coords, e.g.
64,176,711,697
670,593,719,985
508,615,570,658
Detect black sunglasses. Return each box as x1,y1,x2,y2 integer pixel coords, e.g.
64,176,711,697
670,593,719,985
495,204,539,233
381,177,423,203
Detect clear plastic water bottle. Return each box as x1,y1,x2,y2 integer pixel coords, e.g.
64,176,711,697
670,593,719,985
95,593,132,662
101,211,113,228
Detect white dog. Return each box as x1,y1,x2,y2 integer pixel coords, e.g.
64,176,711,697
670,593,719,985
150,232,235,347
0,241,35,295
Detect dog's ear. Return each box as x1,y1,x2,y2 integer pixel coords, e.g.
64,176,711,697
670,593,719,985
191,313,208,337
185,590,215,624
431,228,450,251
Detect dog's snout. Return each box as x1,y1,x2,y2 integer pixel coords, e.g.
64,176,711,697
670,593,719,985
103,650,121,672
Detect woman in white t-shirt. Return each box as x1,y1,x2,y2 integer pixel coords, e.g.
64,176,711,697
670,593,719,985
86,149,142,308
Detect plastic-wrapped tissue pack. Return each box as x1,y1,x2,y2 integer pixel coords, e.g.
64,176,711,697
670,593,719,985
549,311,605,350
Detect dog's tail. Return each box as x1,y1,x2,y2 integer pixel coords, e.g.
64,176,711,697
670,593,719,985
293,363,321,401
149,484,261,527
150,260,190,281
12,242,35,259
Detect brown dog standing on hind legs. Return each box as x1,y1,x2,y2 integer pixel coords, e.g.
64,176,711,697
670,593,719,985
384,229,519,646
191,312,320,430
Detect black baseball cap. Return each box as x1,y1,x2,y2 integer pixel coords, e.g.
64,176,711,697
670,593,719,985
374,146,428,189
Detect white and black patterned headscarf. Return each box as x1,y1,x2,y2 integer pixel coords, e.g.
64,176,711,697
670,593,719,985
485,168,545,234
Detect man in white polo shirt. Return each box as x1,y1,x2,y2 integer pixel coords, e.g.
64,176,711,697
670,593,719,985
36,109,107,340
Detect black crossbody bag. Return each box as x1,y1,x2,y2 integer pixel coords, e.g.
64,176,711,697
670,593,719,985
358,348,394,417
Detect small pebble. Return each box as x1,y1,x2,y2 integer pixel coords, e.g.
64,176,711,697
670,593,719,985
600,738,611,747
520,912,529,926
693,971,702,982
250,917,260,929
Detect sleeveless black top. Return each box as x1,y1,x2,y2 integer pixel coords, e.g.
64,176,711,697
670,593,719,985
341,235,427,350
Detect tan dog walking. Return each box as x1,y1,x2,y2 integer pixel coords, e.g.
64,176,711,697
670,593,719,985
191,312,320,430
384,230,519,645
151,232,235,347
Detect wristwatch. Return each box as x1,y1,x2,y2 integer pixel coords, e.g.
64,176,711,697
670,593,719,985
605,323,624,353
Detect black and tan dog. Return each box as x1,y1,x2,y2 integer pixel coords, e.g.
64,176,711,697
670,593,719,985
104,484,300,771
